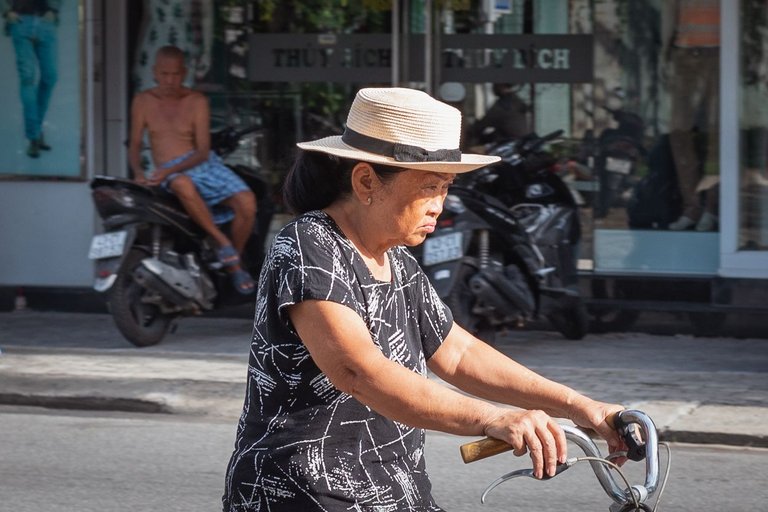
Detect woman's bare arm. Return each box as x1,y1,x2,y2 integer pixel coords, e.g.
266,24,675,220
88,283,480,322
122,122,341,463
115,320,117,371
288,300,568,478
427,323,623,450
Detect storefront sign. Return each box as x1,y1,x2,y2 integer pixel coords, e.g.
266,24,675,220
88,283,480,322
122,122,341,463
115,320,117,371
248,34,593,83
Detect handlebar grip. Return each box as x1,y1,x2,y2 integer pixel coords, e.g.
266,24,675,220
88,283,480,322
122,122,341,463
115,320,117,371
233,125,262,138
460,437,512,464
542,129,565,142
613,410,647,462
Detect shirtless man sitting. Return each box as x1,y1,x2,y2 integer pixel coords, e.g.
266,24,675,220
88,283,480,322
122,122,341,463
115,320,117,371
128,45,256,295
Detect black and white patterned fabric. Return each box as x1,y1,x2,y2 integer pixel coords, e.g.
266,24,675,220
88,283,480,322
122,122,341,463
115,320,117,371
223,210,453,511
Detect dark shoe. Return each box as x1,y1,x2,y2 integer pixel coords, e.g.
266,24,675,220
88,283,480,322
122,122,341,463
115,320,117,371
37,135,51,151
26,140,40,158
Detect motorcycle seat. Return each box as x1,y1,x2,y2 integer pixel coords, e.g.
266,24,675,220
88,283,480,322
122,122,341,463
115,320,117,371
91,175,205,236
90,175,153,194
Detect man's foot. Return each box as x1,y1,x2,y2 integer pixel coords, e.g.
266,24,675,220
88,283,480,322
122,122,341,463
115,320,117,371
215,245,255,295
216,245,240,267
230,268,256,295
37,135,52,151
26,140,40,158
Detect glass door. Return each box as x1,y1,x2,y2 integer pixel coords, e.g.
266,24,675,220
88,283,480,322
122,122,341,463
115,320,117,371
720,1,768,278
430,1,738,279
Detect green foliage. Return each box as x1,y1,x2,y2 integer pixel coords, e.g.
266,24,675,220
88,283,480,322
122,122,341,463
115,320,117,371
742,0,768,85
251,0,389,33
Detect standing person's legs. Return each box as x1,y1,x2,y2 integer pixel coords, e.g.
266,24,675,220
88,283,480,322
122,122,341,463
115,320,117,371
668,130,701,226
33,18,58,149
668,48,705,229
9,17,41,155
696,52,721,231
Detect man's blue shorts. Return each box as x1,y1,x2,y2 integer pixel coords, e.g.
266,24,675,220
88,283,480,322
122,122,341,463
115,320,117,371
157,151,249,225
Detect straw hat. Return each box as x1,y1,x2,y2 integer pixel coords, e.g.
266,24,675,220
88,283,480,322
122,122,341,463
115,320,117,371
297,87,500,173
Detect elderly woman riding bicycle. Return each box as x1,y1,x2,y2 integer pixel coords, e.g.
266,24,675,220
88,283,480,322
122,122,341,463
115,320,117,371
222,87,627,511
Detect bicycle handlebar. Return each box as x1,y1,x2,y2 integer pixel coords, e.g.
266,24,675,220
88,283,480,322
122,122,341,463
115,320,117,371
230,124,262,139
460,409,662,508
491,129,564,166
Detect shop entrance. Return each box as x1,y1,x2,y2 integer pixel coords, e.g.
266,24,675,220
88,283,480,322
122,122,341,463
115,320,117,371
120,1,768,332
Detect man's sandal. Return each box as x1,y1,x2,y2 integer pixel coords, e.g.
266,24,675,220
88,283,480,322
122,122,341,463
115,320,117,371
217,245,240,268
231,268,256,295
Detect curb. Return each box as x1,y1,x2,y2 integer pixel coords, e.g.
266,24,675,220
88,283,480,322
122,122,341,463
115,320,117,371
1,381,766,449
0,393,171,414
659,430,768,448
0,374,244,418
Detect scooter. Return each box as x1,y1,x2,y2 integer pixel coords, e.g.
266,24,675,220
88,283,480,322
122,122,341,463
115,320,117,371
592,106,646,218
415,131,589,342
87,125,274,347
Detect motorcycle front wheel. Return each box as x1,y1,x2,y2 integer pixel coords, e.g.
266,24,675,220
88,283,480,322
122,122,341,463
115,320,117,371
547,299,590,340
588,279,640,333
445,257,497,345
109,249,174,347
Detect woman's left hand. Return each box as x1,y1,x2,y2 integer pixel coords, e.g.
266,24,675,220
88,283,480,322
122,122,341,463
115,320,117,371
568,397,628,462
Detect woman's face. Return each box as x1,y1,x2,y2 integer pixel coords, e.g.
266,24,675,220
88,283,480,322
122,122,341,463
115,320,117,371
374,169,455,247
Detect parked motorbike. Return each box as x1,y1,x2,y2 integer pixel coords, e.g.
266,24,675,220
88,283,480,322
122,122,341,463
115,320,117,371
592,106,646,218
87,125,274,347
415,131,589,342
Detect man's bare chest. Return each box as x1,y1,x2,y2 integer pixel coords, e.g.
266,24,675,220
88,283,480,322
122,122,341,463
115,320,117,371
145,100,195,129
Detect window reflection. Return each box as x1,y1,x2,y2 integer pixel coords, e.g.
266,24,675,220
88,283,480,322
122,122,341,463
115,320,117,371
740,0,768,250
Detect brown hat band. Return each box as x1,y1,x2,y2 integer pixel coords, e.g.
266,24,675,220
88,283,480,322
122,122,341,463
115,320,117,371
341,127,461,163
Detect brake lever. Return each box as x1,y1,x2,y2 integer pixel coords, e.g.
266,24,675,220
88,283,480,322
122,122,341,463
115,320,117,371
480,463,572,503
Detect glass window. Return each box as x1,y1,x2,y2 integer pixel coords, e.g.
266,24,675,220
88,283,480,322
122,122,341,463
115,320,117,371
128,0,396,213
577,0,721,235
740,0,768,250
0,1,83,179
456,1,723,273
575,1,723,275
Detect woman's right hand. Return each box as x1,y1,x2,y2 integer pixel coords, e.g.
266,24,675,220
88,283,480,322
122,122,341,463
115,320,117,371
482,408,568,480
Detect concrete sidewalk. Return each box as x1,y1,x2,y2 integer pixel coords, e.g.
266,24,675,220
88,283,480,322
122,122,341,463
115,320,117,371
0,311,766,448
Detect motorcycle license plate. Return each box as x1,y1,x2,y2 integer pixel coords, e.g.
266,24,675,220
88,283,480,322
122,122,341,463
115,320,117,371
88,231,128,259
605,157,632,175
422,232,463,265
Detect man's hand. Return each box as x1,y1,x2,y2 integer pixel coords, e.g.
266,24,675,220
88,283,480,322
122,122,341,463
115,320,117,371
134,172,148,185
43,11,56,23
6,11,19,23
146,169,175,186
